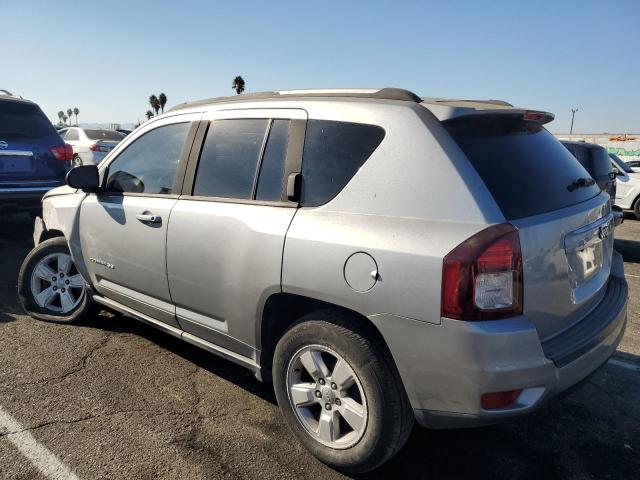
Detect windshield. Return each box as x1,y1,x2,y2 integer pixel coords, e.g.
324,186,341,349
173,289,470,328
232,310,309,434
444,115,601,220
84,129,126,141
0,101,58,139
610,153,635,173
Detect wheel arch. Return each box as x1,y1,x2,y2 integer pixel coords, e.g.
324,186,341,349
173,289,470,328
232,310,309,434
257,292,399,382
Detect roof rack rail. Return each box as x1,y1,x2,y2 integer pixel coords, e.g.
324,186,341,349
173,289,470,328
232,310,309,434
0,89,24,99
169,88,422,112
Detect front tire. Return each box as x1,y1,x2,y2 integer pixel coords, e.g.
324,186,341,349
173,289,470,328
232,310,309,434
18,237,94,323
273,311,414,473
634,197,640,220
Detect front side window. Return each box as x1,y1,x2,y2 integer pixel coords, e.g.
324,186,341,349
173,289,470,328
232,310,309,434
300,120,385,206
193,119,269,199
105,122,190,194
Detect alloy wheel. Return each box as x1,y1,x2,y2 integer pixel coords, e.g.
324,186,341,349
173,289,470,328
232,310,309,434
286,345,368,449
30,253,85,314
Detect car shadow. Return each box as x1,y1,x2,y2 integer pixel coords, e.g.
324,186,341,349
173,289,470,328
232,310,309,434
79,311,640,480
615,237,640,263
79,311,278,405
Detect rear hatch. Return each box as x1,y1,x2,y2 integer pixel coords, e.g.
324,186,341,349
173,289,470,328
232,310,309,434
0,100,67,185
444,113,613,341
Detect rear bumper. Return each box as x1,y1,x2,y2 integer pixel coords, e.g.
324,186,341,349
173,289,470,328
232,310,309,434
370,251,628,429
0,184,62,210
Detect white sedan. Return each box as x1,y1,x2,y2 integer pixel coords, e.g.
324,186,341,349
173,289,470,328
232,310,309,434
58,128,125,166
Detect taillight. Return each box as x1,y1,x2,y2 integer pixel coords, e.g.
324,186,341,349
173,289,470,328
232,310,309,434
90,143,109,153
441,224,523,320
50,143,73,161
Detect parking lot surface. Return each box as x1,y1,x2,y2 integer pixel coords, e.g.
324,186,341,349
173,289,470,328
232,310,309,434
0,213,638,480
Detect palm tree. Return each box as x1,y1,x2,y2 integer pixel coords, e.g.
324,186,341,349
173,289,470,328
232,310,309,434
158,93,167,113
232,76,245,95
145,110,153,120
57,111,64,125
63,114,68,125
149,95,160,116
66,108,73,123
73,107,79,126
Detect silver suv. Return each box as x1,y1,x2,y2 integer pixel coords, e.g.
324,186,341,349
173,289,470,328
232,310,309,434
18,88,628,473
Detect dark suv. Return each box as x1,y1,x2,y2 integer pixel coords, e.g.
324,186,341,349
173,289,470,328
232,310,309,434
0,92,72,214
561,141,616,202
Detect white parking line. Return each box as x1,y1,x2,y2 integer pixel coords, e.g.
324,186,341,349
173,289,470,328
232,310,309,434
0,405,79,480
625,273,640,279
608,358,640,372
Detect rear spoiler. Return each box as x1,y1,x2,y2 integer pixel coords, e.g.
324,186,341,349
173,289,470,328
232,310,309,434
424,103,555,125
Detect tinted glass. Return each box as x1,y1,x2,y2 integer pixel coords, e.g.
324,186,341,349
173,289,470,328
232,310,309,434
106,122,190,194
255,120,290,201
193,119,268,199
65,129,79,141
84,129,126,141
301,120,385,206
445,116,600,220
0,101,58,139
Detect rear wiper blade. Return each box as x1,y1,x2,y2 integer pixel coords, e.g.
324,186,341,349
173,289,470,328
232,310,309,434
567,177,595,192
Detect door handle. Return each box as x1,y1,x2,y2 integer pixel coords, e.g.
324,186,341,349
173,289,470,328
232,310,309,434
136,213,161,224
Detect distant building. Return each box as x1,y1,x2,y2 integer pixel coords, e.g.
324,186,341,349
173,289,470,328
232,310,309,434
555,133,640,162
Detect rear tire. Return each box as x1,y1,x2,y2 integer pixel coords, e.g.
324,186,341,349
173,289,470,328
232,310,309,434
273,310,414,473
18,237,94,323
72,155,82,167
634,197,640,220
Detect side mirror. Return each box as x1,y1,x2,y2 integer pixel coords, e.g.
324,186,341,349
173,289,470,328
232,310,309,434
66,165,100,193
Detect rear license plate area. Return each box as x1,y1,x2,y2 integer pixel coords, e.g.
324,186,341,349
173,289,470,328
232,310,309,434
0,156,32,173
564,214,613,303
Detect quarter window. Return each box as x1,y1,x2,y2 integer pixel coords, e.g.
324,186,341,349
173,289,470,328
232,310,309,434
105,122,190,194
193,119,269,199
65,129,79,141
300,120,385,206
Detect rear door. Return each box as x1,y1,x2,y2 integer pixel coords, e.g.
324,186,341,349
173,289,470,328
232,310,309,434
167,108,306,353
445,115,612,341
79,113,200,327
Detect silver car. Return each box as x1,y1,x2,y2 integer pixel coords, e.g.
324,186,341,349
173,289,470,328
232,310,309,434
18,89,628,473
57,127,125,167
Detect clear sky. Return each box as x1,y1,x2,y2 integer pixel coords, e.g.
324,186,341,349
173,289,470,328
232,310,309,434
2,0,638,133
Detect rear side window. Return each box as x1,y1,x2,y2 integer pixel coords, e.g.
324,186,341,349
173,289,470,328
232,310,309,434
301,120,385,206
193,119,269,199
255,120,290,201
444,116,601,220
0,101,58,139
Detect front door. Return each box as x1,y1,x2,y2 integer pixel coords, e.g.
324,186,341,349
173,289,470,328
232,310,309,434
167,109,306,355
79,115,199,326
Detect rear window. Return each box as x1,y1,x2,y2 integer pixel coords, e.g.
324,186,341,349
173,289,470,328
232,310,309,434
84,129,126,141
445,116,601,220
301,120,385,206
0,101,58,139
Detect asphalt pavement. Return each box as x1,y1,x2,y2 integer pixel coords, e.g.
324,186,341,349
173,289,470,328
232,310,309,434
0,212,638,480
